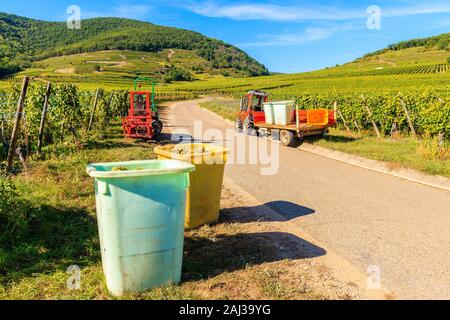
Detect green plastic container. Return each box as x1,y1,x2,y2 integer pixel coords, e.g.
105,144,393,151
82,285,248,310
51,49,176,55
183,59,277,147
263,103,275,125
86,160,195,297
272,100,295,125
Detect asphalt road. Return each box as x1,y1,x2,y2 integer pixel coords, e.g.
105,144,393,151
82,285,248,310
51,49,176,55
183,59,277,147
165,100,450,300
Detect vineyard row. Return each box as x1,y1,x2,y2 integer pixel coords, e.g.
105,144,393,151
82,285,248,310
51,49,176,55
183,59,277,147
188,85,449,137
0,81,196,162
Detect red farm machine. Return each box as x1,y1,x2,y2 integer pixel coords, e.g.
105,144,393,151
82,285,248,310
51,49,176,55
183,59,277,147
235,90,269,135
122,77,163,140
235,90,337,147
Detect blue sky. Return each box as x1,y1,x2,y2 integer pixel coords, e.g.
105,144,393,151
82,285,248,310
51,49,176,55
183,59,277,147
1,0,449,73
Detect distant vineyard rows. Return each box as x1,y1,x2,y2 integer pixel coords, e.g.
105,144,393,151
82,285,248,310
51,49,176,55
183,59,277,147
257,64,450,80
164,63,450,90
334,63,450,77
1,75,448,151
0,76,22,85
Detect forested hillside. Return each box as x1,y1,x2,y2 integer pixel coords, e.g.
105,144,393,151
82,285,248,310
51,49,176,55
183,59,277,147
0,12,268,77
363,32,450,58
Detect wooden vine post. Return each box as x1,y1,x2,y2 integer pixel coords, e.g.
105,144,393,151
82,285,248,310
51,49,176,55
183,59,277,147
400,98,417,139
437,97,445,152
105,91,115,125
88,88,100,132
333,101,337,118
0,116,6,144
438,132,445,152
354,121,361,133
334,101,350,131
37,82,52,154
390,122,398,138
6,76,30,172
361,95,381,138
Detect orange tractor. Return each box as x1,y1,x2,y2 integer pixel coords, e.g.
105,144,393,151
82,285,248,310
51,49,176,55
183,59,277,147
235,90,337,146
235,90,269,135
122,77,163,140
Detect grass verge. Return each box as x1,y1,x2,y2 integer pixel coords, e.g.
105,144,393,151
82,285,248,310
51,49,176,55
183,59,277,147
307,130,450,177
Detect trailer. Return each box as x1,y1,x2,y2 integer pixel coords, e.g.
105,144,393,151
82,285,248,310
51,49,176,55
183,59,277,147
235,90,336,147
254,121,332,147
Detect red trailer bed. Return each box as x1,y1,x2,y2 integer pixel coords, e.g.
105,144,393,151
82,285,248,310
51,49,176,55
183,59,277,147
253,106,336,147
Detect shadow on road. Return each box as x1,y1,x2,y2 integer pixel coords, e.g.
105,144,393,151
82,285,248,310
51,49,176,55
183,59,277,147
158,132,231,145
265,201,316,220
221,201,316,223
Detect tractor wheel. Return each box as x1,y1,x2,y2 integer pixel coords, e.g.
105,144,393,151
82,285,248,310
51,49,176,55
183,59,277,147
235,118,243,133
280,130,299,147
243,117,257,136
153,120,163,138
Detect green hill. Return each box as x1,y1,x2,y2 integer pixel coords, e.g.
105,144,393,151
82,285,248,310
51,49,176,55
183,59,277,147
18,49,256,89
363,32,450,57
0,12,268,78
312,47,450,78
309,32,450,77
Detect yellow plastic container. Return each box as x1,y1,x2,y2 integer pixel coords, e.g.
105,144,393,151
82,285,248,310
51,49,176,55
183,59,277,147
154,144,229,229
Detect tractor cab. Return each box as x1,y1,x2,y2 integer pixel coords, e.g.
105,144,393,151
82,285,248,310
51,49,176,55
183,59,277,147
236,90,269,134
241,90,268,112
122,77,163,140
132,92,148,116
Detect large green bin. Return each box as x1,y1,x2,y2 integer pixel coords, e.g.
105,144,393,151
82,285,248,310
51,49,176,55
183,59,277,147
263,103,275,125
86,160,195,297
272,100,295,125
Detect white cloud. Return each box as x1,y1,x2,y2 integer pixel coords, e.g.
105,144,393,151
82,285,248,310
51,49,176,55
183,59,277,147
82,5,152,19
186,1,450,22
188,2,363,21
384,3,450,17
239,23,358,47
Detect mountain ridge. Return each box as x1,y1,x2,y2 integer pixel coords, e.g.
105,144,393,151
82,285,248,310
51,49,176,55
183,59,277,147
362,32,449,59
0,12,269,77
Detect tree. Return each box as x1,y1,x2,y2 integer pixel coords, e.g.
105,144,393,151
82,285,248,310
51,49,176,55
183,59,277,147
437,37,449,50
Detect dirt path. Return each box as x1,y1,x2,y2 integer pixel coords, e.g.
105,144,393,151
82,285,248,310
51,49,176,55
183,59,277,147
163,99,450,300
